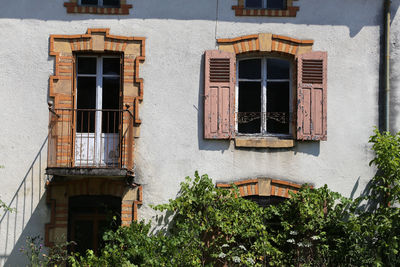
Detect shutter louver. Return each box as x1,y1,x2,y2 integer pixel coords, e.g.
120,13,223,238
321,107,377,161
204,50,235,139
209,58,231,82
297,51,327,141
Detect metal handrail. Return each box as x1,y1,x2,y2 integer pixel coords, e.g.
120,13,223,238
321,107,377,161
47,108,135,170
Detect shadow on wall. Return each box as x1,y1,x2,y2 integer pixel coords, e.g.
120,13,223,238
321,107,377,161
0,138,50,267
0,0,399,37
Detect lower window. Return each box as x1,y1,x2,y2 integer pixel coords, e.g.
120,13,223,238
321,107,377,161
237,57,291,136
68,195,121,255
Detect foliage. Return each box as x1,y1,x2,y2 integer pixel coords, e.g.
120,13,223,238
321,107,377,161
24,129,400,266
0,198,13,214
68,220,167,267
20,235,75,267
153,172,275,266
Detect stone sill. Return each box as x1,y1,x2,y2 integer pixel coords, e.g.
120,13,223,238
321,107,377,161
235,136,295,148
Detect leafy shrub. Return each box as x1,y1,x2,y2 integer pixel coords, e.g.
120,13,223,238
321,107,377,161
24,129,400,266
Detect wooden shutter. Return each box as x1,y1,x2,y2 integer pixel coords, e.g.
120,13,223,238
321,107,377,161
204,50,235,139
296,51,327,141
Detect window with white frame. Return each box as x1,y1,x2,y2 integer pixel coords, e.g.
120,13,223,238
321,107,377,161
80,0,120,7
236,57,291,136
245,0,286,9
75,55,121,166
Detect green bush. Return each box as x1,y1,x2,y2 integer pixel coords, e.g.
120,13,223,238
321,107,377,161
24,129,400,266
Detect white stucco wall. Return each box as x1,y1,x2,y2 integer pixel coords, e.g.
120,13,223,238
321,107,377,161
0,0,398,265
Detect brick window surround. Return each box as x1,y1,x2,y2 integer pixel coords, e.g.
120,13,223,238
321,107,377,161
232,0,299,17
46,28,145,247
49,28,145,169
45,178,142,247
204,33,327,148
216,178,303,198
64,0,132,15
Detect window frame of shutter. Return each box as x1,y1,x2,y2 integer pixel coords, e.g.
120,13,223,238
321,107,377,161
204,50,236,139
296,51,327,141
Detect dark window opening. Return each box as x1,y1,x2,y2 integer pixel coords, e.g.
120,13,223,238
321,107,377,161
81,0,98,6
103,0,120,7
267,0,286,9
245,0,286,9
237,57,291,136
267,82,289,134
244,195,286,207
68,195,121,256
245,0,263,9
77,77,96,133
80,0,120,7
238,82,261,134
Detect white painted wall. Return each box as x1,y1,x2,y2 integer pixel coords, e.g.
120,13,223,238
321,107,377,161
0,0,399,265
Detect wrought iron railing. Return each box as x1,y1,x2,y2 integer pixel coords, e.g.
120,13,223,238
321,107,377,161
47,108,134,170
237,112,290,124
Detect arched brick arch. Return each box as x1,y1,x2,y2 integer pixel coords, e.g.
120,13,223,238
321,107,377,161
216,178,303,199
217,33,314,56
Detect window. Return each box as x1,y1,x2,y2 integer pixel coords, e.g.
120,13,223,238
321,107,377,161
75,55,121,167
245,0,286,10
203,44,327,146
68,195,121,255
237,57,291,136
48,29,145,170
232,0,299,17
80,0,120,7
244,195,286,207
63,0,132,14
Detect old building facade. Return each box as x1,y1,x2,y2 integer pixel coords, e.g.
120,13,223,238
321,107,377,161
1,0,400,265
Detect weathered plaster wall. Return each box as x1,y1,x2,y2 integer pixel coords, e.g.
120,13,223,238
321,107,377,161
0,0,397,265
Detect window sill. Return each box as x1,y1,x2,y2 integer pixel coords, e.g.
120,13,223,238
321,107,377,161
235,136,294,148
64,2,132,15
231,6,299,17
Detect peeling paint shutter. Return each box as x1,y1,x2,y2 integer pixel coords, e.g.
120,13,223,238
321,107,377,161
297,51,327,141
204,50,235,139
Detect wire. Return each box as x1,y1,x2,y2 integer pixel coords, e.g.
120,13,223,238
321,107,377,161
215,0,219,47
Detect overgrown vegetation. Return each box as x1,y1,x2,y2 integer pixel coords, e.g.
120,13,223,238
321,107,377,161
24,129,400,266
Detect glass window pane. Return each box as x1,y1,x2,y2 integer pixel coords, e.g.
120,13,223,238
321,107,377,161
267,58,290,80
103,0,120,7
77,77,96,133
238,81,261,134
78,57,97,75
103,58,120,76
245,0,263,8
239,59,261,79
267,0,286,9
266,82,289,134
81,0,98,5
102,77,120,133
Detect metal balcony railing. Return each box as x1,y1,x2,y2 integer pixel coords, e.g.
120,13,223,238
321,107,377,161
47,108,134,170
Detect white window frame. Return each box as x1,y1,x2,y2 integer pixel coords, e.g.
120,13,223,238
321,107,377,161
79,0,120,7
244,0,285,9
76,55,121,165
235,56,292,137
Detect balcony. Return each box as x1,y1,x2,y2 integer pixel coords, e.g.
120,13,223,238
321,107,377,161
47,108,135,177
